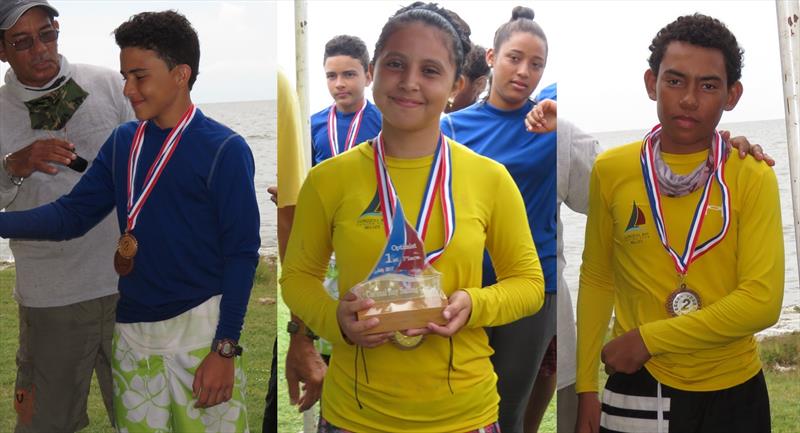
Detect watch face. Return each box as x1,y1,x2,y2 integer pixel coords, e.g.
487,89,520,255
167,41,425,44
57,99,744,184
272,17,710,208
221,341,233,355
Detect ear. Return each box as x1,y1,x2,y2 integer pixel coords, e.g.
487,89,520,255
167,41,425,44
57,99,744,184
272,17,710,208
364,68,373,86
174,64,192,88
53,19,60,31
644,69,657,101
486,48,495,68
724,81,743,111
368,61,375,82
0,40,7,63
450,74,465,98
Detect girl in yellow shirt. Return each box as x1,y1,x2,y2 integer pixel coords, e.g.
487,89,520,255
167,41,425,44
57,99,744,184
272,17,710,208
281,3,544,432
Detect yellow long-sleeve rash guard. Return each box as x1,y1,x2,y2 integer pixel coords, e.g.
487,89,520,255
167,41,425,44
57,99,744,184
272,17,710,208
577,142,783,393
281,139,544,432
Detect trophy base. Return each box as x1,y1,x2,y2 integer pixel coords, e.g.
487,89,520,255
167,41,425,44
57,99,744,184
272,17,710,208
358,297,448,334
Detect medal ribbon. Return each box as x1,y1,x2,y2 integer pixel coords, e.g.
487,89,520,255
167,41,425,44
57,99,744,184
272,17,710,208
126,104,197,231
373,131,455,265
640,124,731,276
327,100,368,157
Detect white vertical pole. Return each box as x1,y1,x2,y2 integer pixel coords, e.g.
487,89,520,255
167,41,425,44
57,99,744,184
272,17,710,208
294,2,317,432
776,0,800,273
295,0,312,172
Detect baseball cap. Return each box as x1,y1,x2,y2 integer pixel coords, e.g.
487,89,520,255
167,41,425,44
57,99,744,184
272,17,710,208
0,0,59,31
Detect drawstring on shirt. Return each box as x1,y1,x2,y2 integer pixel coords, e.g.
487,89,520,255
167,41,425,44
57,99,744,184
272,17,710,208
354,345,369,409
354,337,456,409
447,336,456,394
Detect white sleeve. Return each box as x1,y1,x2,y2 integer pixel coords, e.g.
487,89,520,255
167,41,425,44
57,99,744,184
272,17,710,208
560,118,600,216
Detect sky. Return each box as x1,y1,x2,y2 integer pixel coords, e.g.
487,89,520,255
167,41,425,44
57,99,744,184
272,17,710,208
0,1,788,132
0,1,277,103
553,1,787,133
277,0,787,134
276,1,562,115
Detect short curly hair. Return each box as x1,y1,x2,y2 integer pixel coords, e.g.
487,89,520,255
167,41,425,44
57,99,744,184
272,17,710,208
324,35,370,72
114,10,200,90
648,13,743,85
463,44,489,82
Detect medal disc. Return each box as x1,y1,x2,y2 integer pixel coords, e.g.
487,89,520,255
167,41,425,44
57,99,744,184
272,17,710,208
391,331,424,350
118,233,138,259
114,251,134,276
666,284,701,317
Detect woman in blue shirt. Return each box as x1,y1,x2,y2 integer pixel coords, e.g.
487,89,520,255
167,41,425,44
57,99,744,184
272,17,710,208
441,6,556,433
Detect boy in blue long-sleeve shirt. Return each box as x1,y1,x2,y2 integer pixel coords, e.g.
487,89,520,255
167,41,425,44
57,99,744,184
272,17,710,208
0,10,259,432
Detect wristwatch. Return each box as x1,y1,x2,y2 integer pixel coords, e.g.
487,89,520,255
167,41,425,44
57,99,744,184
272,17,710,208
211,338,243,358
287,320,319,340
2,153,25,186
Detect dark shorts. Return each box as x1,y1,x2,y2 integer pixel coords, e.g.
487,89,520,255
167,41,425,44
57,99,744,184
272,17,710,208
600,367,770,433
538,335,557,377
486,292,557,432
15,294,118,433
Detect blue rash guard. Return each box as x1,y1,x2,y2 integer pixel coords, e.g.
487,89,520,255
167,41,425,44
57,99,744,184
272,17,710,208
0,109,260,340
442,99,557,294
310,99,382,166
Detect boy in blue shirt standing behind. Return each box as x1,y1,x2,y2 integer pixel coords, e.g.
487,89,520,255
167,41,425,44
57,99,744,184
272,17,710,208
310,35,381,165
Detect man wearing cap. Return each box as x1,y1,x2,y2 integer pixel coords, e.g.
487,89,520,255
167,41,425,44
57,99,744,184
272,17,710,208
0,1,133,431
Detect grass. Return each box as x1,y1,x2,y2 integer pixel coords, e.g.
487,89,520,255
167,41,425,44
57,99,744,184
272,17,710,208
0,257,277,433
276,279,556,433
277,284,305,433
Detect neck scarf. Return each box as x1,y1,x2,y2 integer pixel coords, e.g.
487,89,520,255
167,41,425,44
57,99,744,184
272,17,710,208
652,137,725,197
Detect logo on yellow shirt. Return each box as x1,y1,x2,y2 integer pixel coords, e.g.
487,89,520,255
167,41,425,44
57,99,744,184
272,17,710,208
357,190,383,230
625,201,647,232
623,200,651,245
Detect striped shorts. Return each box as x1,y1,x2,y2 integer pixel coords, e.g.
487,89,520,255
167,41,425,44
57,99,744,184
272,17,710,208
600,368,769,433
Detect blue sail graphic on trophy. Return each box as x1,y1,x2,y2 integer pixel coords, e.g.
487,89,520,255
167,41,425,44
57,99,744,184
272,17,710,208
368,200,426,279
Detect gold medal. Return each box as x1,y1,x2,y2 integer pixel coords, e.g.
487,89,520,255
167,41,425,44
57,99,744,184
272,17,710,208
114,251,134,276
117,232,138,259
666,283,701,317
391,331,424,350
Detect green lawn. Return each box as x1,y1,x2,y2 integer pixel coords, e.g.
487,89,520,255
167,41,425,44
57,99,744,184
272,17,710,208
0,257,277,432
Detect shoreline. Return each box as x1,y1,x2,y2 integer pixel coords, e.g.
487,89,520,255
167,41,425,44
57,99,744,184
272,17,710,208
757,304,800,340
2,258,796,339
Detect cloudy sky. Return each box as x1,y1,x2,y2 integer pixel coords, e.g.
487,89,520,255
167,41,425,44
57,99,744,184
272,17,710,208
277,1,787,134
277,1,561,114
0,1,277,103
1,1,788,134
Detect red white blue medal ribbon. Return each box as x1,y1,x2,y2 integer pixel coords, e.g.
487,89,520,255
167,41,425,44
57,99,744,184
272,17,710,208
126,104,197,231
640,124,731,276
373,131,455,266
327,99,368,157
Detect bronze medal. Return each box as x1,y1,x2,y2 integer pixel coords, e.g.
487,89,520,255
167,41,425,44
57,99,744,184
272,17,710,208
117,233,138,259
666,283,701,317
391,331,424,350
114,251,134,276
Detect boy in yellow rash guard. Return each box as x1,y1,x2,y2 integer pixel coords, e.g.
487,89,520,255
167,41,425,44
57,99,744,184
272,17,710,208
576,14,783,433
281,138,543,432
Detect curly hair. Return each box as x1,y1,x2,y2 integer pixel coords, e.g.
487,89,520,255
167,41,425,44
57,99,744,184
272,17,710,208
463,44,489,82
648,13,743,85
114,10,200,90
324,35,370,72
372,2,472,80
